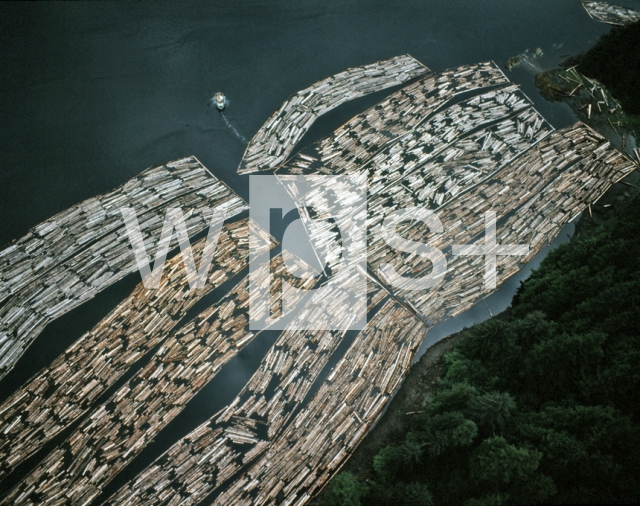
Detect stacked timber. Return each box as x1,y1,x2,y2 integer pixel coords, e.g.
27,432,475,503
279,85,552,276
343,84,538,193
213,300,427,505
105,272,386,506
386,108,552,211
285,61,509,176
367,123,635,325
0,219,271,479
0,156,247,381
581,1,640,25
0,250,315,506
237,55,430,174
362,98,553,244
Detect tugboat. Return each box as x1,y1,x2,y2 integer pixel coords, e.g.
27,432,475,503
214,92,226,111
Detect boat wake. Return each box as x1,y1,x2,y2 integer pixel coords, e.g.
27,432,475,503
220,112,247,144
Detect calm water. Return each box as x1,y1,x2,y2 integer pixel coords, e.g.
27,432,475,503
1,0,638,499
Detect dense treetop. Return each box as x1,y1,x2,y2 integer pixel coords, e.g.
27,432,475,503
324,190,640,505
579,21,640,115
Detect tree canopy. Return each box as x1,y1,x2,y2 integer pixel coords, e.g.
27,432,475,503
579,21,640,115
324,191,640,504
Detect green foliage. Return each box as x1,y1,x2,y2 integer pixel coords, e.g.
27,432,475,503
579,22,640,115
373,445,404,482
323,472,369,506
510,198,640,416
398,438,426,470
471,436,541,484
439,351,498,390
368,481,434,506
521,330,606,404
419,411,479,457
427,381,479,415
470,437,555,503
467,391,516,433
335,194,640,505
464,493,509,506
398,482,435,506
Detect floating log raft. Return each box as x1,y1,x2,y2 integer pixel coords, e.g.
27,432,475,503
366,123,635,324
105,272,386,506
581,1,640,25
1,250,315,506
3,56,638,506
214,300,427,505
275,67,633,327
237,54,430,174
0,219,272,479
285,61,510,176
0,156,247,381
278,85,553,277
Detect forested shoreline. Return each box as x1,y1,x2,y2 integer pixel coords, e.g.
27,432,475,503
322,22,640,505
579,21,640,116
324,185,640,506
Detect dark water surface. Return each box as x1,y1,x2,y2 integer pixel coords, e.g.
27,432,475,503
1,0,638,499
